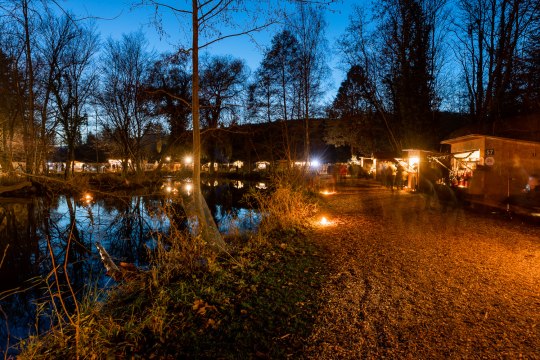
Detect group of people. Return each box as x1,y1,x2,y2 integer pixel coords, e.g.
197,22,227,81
523,174,539,193
328,163,349,185
324,160,415,192
380,161,408,191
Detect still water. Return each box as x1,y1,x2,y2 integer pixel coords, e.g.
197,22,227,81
0,178,262,354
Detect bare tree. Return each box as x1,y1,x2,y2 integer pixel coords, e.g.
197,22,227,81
45,14,99,178
139,0,280,251
19,0,38,173
336,0,449,150
0,0,101,175
453,0,539,130
287,3,329,163
0,47,23,172
139,0,337,251
97,32,155,178
143,52,192,164
337,6,400,152
34,10,69,176
0,0,40,173
520,21,540,114
200,55,248,173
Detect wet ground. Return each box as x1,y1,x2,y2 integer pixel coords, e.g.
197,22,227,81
304,179,540,359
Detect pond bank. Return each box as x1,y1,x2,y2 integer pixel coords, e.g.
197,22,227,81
16,178,539,358
0,171,272,198
10,178,321,358
17,225,329,359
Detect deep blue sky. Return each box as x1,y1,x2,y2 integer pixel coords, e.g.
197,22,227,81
60,0,367,102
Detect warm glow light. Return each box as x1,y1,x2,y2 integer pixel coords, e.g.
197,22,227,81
315,215,337,227
409,157,420,167
320,190,336,195
184,183,193,193
165,156,171,162
165,186,172,193
256,182,267,189
82,193,93,204
184,155,192,164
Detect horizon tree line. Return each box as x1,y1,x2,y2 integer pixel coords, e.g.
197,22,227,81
0,0,539,177
323,0,540,156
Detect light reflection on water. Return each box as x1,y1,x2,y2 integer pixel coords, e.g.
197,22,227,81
215,206,261,234
0,178,261,355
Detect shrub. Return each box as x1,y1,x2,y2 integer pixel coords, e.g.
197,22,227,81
247,174,318,235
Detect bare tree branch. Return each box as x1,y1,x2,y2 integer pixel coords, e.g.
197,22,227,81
144,88,192,108
144,0,192,15
199,22,276,49
198,0,231,24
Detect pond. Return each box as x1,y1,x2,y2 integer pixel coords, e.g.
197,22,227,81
0,178,263,355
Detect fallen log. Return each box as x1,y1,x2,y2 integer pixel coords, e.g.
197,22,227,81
0,181,32,196
95,241,122,281
96,242,140,281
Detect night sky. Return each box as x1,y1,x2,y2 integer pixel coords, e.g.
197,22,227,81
60,0,365,101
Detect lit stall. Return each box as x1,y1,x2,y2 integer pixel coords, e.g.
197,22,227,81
401,149,445,191
441,134,540,204
450,149,481,188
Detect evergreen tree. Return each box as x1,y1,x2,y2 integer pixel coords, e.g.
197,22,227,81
381,0,437,149
326,65,391,156
251,29,301,161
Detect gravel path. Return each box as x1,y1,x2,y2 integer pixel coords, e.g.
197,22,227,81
303,179,540,359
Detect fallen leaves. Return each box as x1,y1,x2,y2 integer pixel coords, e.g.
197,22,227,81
192,299,220,330
192,299,217,316
304,179,540,359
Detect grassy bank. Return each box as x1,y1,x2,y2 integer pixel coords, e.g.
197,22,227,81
19,182,326,359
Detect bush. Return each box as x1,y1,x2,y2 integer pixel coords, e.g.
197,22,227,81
247,174,318,235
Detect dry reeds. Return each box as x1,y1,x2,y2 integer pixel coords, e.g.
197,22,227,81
247,175,318,235
17,173,326,359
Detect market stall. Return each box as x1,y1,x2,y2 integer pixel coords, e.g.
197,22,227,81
449,149,481,188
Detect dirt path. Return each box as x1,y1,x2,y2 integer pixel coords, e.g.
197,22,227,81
303,179,540,359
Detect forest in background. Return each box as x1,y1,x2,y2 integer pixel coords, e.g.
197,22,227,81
0,0,538,177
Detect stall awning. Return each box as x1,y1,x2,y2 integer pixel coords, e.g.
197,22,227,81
453,150,480,161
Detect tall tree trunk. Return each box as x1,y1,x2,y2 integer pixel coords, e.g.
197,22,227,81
304,82,310,165
65,143,75,179
1,123,9,171
280,69,292,164
191,1,225,252
22,0,36,175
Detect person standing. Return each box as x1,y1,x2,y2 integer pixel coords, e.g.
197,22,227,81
339,164,347,183
390,162,397,191
397,164,404,190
